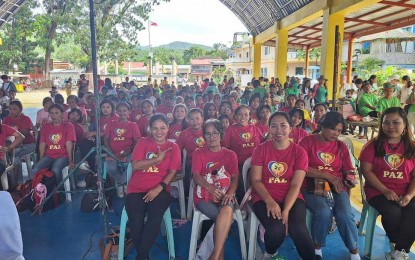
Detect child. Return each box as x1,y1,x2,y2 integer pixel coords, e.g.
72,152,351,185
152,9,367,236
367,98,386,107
218,114,231,130
256,105,271,136
288,108,308,144
136,100,154,137
49,86,58,100
310,103,327,132
295,99,311,121
304,88,315,112
168,104,188,141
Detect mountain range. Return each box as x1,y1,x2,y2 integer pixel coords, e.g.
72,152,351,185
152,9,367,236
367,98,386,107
138,41,214,50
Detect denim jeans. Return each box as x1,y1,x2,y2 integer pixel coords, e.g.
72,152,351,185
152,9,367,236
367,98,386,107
32,156,69,183
302,190,358,251
14,143,36,183
105,155,130,185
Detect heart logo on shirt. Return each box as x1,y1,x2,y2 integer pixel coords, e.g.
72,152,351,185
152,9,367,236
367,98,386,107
384,154,404,170
268,161,287,177
240,132,252,142
146,152,158,159
174,131,181,137
114,128,126,136
206,162,217,170
49,134,62,144
249,118,257,125
318,152,335,166
194,137,205,147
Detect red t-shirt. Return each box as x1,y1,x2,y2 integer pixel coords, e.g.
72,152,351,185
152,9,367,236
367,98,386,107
360,141,415,200
40,122,76,159
278,106,291,113
129,109,142,122
3,114,35,144
176,128,206,163
73,123,85,143
100,114,119,134
104,120,141,155
249,113,258,125
289,128,308,144
299,135,354,190
167,122,184,140
256,122,269,136
85,104,96,123
127,137,181,193
0,124,17,158
155,104,174,118
136,116,151,137
251,141,308,203
192,147,239,204
222,124,262,165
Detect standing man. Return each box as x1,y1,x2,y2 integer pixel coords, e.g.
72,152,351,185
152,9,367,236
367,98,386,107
1,75,16,95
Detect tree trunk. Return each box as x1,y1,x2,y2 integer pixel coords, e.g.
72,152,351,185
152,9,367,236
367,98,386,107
44,20,58,82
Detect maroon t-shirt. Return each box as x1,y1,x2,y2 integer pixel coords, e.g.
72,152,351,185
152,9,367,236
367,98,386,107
176,128,206,163
127,137,181,193
360,140,415,200
3,114,35,144
251,141,308,203
0,124,18,158
222,124,262,165
40,122,76,159
192,147,239,204
167,122,184,140
289,128,308,144
104,120,141,155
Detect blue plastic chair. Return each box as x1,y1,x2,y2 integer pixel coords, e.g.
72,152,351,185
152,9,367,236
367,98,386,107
118,163,175,260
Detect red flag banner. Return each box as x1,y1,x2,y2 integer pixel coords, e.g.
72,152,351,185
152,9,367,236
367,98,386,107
150,21,158,26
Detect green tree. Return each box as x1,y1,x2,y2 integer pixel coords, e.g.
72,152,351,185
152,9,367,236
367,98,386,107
207,43,228,60
309,47,321,66
211,67,234,85
296,49,306,61
183,46,206,63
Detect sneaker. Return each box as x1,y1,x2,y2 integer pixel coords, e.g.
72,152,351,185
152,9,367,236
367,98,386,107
116,185,124,198
385,250,409,260
79,162,90,171
76,180,86,188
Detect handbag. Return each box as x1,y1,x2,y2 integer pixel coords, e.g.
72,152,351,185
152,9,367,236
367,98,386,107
99,226,134,260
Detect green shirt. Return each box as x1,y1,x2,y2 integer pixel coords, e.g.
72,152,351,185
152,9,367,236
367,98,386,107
376,97,401,114
285,86,299,98
315,85,328,104
252,87,268,99
358,93,378,117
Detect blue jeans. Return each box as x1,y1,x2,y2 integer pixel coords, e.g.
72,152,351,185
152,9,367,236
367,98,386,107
302,190,358,251
14,143,36,183
32,156,69,183
105,156,130,185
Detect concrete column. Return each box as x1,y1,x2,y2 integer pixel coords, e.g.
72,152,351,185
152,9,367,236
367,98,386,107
320,9,345,99
274,29,289,82
252,38,262,78
346,34,354,84
305,46,310,78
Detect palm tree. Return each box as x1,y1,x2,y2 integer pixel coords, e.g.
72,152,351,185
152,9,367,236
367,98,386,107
309,47,321,66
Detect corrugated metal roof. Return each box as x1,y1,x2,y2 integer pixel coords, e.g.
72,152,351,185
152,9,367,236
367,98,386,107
0,0,26,28
219,0,314,36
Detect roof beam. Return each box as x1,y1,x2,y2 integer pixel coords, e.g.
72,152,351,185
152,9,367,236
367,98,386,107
289,35,322,41
279,0,326,31
380,0,415,8
345,17,387,26
298,25,321,31
345,8,402,31
331,0,383,15
354,14,415,38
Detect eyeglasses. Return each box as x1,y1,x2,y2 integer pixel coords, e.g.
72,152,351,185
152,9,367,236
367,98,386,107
204,132,220,138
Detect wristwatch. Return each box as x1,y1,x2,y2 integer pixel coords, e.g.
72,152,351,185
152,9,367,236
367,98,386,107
160,182,167,190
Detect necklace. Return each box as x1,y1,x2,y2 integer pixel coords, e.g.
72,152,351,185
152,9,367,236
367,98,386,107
387,140,401,152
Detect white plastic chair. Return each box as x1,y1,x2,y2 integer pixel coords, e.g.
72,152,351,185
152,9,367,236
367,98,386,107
0,153,15,191
61,166,75,203
187,179,247,260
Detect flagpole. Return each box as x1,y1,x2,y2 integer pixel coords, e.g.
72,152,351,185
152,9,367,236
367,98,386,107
148,19,152,76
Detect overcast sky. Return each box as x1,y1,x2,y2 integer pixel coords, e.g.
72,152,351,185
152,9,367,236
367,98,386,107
137,0,249,47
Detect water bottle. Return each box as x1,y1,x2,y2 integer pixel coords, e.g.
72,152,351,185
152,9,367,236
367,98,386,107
324,182,335,209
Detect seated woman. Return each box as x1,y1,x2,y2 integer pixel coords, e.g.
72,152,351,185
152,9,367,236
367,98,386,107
167,104,187,141
32,104,76,182
251,112,315,260
288,108,308,144
299,112,360,259
248,94,260,125
3,100,36,184
126,114,181,260
192,119,239,260
104,103,141,198
360,107,415,259
203,102,217,121
137,100,155,137
310,103,327,132
222,105,262,202
256,105,271,136
36,97,53,129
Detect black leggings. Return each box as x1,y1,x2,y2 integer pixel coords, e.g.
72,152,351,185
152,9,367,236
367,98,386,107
125,191,172,260
253,199,315,259
77,139,96,170
369,195,415,252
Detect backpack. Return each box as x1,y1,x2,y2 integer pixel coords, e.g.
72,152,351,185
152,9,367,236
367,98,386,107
14,169,61,213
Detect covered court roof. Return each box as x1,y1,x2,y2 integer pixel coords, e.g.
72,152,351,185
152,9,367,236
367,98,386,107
0,0,26,28
275,0,415,49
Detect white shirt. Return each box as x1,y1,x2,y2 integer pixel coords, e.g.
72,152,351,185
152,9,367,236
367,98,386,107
400,86,412,104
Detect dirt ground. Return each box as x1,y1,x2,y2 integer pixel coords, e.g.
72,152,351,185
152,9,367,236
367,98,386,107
17,88,72,109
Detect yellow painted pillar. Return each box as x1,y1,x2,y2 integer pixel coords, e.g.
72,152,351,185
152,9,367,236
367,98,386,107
274,29,289,82
320,9,345,99
346,34,354,84
252,38,261,78
305,46,310,78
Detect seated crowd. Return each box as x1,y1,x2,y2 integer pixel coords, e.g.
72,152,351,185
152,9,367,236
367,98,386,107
1,74,415,260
